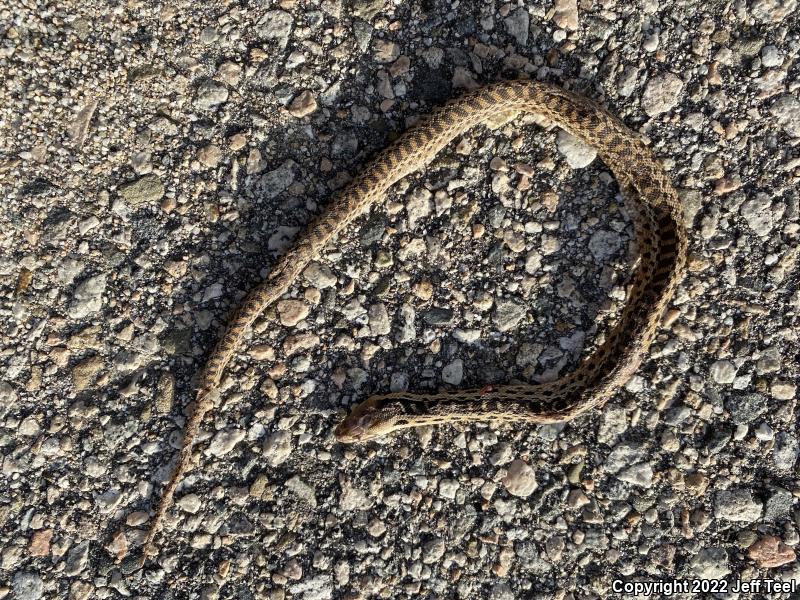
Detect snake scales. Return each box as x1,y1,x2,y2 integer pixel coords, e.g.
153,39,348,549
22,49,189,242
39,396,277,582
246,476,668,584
142,80,687,557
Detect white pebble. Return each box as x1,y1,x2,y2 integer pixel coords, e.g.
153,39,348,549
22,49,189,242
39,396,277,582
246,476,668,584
208,428,246,457
709,360,737,384
502,459,537,497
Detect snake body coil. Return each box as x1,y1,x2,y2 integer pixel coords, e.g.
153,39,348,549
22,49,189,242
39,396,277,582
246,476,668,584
143,81,687,557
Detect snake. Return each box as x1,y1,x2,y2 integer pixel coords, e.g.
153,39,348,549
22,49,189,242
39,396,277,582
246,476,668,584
142,80,687,558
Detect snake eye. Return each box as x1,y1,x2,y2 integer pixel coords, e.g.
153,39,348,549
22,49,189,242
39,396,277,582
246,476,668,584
395,419,409,426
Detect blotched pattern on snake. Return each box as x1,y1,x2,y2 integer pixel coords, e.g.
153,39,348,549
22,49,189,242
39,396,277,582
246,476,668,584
142,81,687,558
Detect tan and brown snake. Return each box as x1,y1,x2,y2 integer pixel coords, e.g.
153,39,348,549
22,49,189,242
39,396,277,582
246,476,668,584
142,80,687,558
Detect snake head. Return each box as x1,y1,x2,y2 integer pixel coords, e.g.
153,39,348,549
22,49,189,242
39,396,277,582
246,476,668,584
334,397,406,443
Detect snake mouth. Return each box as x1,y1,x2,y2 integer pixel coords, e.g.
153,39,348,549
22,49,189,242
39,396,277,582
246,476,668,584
333,420,364,444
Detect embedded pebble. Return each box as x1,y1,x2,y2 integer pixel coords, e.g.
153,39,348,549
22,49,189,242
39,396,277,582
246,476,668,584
773,433,798,471
154,372,175,414
685,473,709,497
303,263,337,288
422,538,446,564
217,62,242,86
747,535,796,568
68,275,107,319
339,482,373,511
263,431,293,466
709,360,737,384
771,381,795,400
277,299,309,326
524,250,542,274
438,479,460,499
195,80,229,109
64,542,90,576
257,10,293,47
288,91,318,118
372,39,399,62
18,417,40,436
604,442,645,473
641,74,684,116
556,131,597,168
28,530,52,557
726,393,767,424
690,547,730,579
769,95,800,137
502,459,537,497
352,0,386,20
552,0,579,30
208,429,246,457
286,476,317,507
260,160,297,199
750,0,797,23
177,494,202,514
11,572,43,600
504,8,530,45
761,45,783,68
493,300,526,332
740,193,774,236
197,144,222,168
714,489,763,523
71,356,104,391
424,308,454,326
442,359,463,385
406,187,432,229
617,463,654,488
588,230,622,262
368,303,391,335
118,174,165,206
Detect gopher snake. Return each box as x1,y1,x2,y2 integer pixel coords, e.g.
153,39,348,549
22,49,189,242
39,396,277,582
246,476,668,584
143,81,687,557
